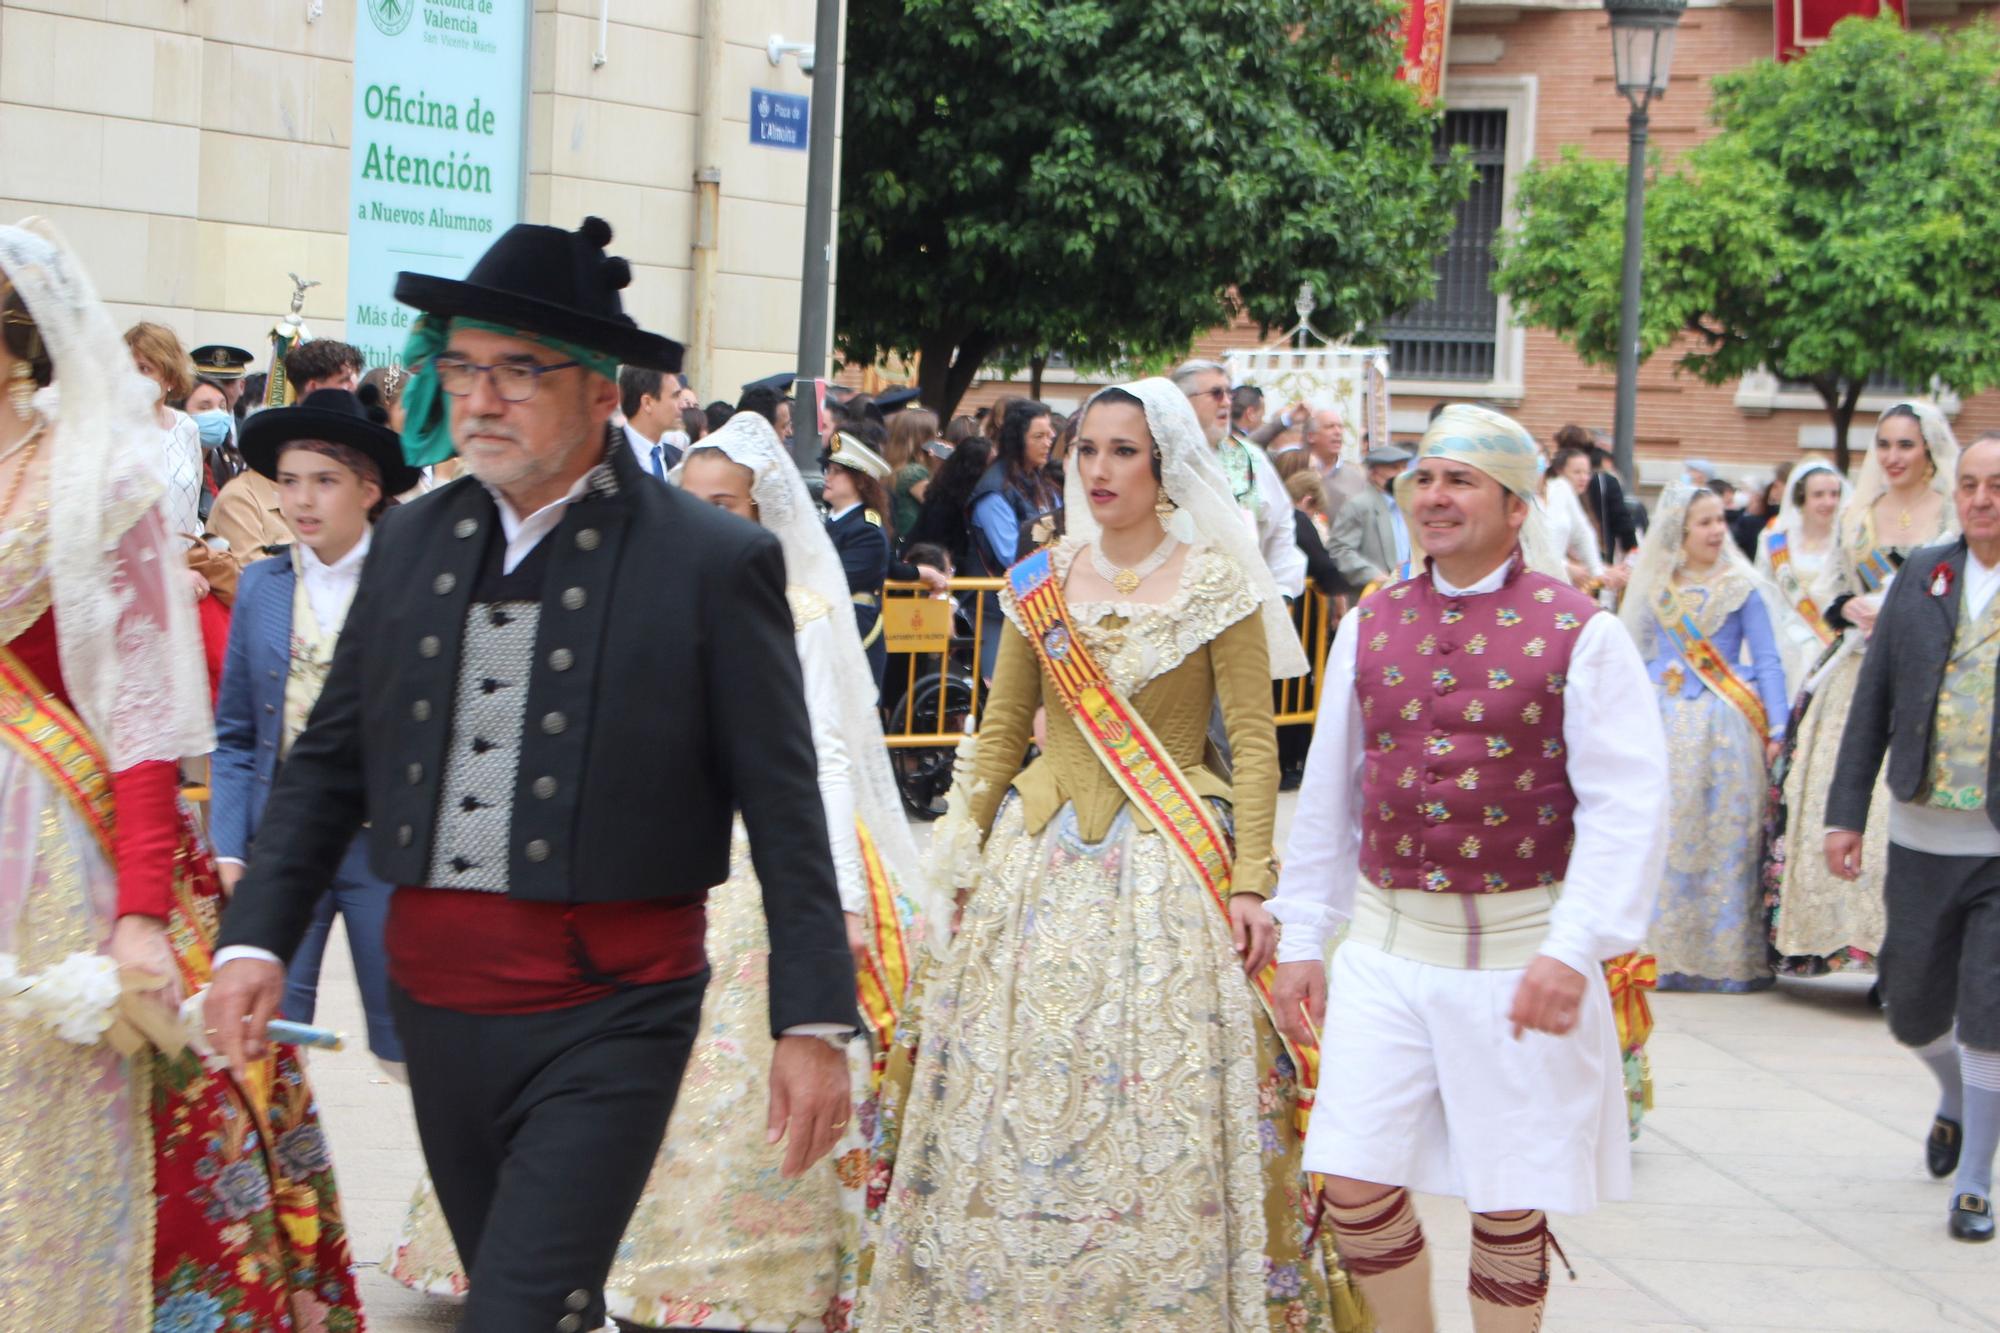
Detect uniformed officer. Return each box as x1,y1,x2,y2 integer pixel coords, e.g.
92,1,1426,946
824,429,894,693
205,217,858,1333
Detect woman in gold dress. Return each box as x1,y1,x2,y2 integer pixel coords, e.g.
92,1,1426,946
1770,402,1959,975
864,378,1366,1331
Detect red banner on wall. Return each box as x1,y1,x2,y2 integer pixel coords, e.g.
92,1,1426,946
1776,0,1906,62
1400,0,1453,104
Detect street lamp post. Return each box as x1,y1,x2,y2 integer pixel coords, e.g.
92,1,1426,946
1604,0,1686,487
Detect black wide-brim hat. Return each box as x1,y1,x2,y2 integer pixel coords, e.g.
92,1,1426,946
240,387,423,495
394,216,683,372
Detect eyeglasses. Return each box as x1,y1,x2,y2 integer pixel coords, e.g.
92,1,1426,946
432,354,581,403
1191,386,1229,402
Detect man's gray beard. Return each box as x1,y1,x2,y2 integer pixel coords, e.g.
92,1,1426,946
456,416,594,491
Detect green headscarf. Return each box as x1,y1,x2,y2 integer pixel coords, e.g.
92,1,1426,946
398,315,621,467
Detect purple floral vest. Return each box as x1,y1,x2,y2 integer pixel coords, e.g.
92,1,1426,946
1352,562,1599,894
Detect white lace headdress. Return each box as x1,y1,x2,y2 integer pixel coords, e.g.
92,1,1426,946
1064,377,1310,678
0,219,213,767
672,411,942,946
1849,399,1960,514
1770,458,1850,546
1619,483,1805,696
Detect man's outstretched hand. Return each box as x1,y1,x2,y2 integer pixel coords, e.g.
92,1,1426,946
203,956,286,1079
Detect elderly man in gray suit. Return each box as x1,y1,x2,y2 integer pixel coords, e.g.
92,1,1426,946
1327,444,1414,591
1826,430,2000,1244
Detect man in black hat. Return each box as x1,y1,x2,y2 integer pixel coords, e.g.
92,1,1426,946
211,388,420,1073
205,218,857,1332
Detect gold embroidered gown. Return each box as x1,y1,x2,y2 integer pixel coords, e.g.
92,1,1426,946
865,542,1365,1333
1771,503,1954,974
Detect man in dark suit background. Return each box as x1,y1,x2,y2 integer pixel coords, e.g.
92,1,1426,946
205,218,858,1329
1826,430,2000,1244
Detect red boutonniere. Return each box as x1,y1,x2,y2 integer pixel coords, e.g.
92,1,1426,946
1931,562,1955,598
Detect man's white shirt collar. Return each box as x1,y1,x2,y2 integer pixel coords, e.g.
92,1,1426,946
1431,555,1514,597
485,471,596,575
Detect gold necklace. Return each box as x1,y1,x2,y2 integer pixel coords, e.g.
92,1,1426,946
1090,531,1178,595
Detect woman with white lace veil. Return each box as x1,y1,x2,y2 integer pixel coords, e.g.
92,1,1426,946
1753,459,1849,684
387,408,936,1331
0,220,363,1326
1770,402,1960,978
1622,486,1793,992
865,379,1370,1332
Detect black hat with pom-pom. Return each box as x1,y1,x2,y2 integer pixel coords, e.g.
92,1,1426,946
240,385,423,495
392,216,682,372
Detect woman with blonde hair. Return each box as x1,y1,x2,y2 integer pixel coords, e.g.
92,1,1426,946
124,319,203,540
884,403,940,535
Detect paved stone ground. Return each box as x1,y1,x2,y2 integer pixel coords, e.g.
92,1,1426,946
305,795,1998,1331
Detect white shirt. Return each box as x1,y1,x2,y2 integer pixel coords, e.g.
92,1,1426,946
1248,446,1308,598
826,501,861,524
1267,557,1669,978
297,529,371,636
623,422,665,479
1543,479,1605,581
491,471,595,574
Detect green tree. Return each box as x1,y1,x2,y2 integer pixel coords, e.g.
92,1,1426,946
1494,15,2000,474
837,0,1469,417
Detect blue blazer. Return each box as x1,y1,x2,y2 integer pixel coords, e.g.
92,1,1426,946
211,552,375,873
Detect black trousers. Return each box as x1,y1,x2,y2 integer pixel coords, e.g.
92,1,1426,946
1882,843,2000,1050
392,972,708,1333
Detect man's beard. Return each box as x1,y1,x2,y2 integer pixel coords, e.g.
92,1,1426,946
456,414,594,492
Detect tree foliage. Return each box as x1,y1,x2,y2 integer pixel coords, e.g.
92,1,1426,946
836,0,1470,416
1494,15,2000,472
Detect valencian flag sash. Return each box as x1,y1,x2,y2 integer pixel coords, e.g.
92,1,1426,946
1765,532,1836,646
1007,549,1323,1134
852,819,914,1090
1651,584,1770,739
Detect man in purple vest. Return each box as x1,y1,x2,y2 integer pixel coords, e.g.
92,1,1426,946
1270,405,1668,1333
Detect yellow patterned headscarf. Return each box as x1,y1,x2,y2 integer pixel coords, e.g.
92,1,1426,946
1393,404,1567,577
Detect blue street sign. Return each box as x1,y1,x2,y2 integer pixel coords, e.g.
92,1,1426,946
750,88,809,151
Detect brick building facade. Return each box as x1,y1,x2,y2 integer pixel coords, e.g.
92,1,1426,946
938,0,2000,494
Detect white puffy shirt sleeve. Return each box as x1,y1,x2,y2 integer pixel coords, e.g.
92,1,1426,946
1252,448,1308,599
1270,608,1365,963
1537,610,1668,975
796,616,866,915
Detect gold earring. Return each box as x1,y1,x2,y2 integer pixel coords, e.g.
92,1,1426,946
1156,490,1176,517
7,361,31,421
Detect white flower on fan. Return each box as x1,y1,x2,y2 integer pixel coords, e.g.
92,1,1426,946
21,951,123,1044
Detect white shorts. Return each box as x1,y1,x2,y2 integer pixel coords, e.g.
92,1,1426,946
1303,940,1630,1215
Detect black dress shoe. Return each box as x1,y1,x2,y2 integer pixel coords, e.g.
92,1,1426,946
1929,1116,1963,1178
1948,1193,1994,1242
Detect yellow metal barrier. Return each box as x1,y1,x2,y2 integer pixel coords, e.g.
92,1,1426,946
877,576,1340,747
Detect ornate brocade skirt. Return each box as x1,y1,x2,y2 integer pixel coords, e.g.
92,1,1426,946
1770,648,1887,973
1651,690,1774,992
863,797,1365,1333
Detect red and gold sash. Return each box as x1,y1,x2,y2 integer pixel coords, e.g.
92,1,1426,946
1764,533,1835,646
1008,549,1322,1131
853,818,913,1088
0,643,115,858
1652,584,1769,740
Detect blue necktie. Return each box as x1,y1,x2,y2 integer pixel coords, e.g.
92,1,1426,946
650,444,665,480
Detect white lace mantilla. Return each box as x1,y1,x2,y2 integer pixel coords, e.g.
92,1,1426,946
1000,539,1263,698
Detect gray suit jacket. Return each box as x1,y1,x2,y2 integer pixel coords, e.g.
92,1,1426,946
1827,537,2000,834
1328,484,1399,588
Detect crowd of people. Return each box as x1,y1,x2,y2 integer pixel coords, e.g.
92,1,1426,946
1,205,1994,1333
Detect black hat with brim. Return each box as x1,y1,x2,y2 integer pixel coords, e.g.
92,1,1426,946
742,371,797,396
394,216,683,373
191,344,255,379
875,386,922,413
241,387,423,495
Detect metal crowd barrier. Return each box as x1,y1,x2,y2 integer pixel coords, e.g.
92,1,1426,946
877,574,1341,750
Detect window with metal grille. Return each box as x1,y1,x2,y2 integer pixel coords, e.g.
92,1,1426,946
1380,110,1507,382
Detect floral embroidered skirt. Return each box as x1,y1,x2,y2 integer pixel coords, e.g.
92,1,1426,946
388,826,887,1332
0,760,361,1330
1651,690,1775,992
1768,647,1887,974
863,797,1369,1332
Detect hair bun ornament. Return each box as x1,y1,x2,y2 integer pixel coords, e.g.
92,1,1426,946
579,216,613,249
600,255,632,291
356,381,390,425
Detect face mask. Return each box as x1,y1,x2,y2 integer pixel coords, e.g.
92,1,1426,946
194,409,234,448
